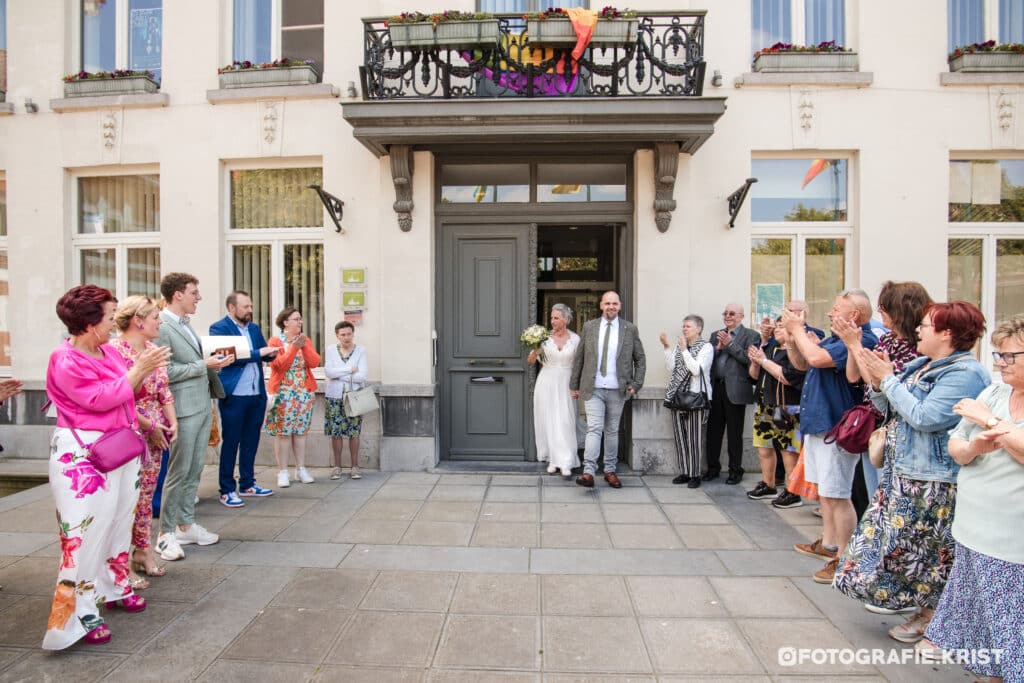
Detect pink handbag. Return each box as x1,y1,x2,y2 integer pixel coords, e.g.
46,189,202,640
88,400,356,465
70,404,146,473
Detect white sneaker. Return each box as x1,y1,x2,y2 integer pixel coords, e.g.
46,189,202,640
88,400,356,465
277,470,290,488
176,523,219,546
297,467,315,484
156,532,185,561
864,603,918,615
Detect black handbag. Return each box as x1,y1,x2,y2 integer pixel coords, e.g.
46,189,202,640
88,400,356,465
665,371,709,412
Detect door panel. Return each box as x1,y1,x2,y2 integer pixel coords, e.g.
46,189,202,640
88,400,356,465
442,224,529,460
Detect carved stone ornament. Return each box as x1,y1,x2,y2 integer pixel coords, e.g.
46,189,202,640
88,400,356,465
390,144,414,231
262,101,279,143
101,111,117,149
997,88,1015,131
653,142,680,232
798,89,815,130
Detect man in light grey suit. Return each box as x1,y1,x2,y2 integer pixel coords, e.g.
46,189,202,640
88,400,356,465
570,291,646,489
155,273,232,562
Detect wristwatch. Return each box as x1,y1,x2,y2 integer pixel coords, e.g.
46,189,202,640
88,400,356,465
985,416,1000,428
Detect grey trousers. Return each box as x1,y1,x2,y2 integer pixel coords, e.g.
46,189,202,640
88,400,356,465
582,388,628,474
160,408,212,534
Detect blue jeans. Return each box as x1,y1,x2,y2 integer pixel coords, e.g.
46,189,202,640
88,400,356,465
152,448,169,518
583,388,628,475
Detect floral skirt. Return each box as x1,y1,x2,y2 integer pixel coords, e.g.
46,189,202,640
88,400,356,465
751,403,802,453
324,397,363,438
925,542,1024,681
264,385,314,436
832,467,956,611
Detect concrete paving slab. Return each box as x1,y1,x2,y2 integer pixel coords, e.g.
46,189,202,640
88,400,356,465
400,521,474,546
270,567,378,609
491,475,543,486
600,504,669,524
472,522,539,548
360,570,458,612
541,503,602,524
99,600,191,654
335,519,411,544
0,650,124,682
544,677,655,683
0,647,24,672
450,573,540,615
540,523,612,549
709,576,823,618
416,501,481,522
222,606,349,664
531,548,727,576
541,575,632,616
0,532,54,556
351,500,422,521
342,545,530,574
434,614,540,670
0,557,61,596
196,659,317,683
326,610,445,667
661,504,729,525
593,487,653,503
430,671,538,683
215,514,294,541
479,502,538,523
541,486,600,503
626,576,727,617
312,665,425,682
376,484,438,500
432,474,491,486
648,487,713,504
486,487,541,503
639,618,764,675
429,486,488,502
387,472,441,485
675,524,754,550
715,550,825,576
737,618,878,676
216,540,352,568
542,616,651,673
607,524,683,550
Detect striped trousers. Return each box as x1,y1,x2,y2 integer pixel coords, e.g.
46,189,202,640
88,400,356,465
671,408,707,477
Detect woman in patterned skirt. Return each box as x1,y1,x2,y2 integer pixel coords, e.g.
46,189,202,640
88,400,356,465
266,307,320,488
324,321,368,480
832,302,990,644
111,296,178,588
923,316,1024,681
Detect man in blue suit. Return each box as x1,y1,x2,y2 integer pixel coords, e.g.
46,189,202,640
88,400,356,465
210,290,278,507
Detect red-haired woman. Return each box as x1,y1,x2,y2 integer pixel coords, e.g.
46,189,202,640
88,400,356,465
832,302,990,645
42,285,169,649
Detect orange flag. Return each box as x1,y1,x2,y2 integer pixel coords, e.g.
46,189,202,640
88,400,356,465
801,159,829,189
565,7,598,74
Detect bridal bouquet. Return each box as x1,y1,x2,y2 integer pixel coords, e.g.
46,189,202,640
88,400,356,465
520,324,549,349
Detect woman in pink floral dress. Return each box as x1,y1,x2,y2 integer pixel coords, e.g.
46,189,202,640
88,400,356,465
112,296,178,587
44,285,169,649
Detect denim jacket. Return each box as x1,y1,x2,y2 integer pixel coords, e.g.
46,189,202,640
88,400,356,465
868,351,990,482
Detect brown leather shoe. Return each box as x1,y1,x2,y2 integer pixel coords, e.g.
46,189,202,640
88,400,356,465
575,473,595,488
603,472,622,488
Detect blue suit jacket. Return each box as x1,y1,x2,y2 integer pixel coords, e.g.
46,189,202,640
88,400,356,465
209,316,268,398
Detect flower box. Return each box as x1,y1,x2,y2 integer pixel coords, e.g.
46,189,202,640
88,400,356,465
389,19,500,48
526,18,639,46
63,75,158,97
753,51,859,72
218,64,319,89
949,52,1024,72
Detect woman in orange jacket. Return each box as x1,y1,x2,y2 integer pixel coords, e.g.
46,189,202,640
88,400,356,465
265,307,321,488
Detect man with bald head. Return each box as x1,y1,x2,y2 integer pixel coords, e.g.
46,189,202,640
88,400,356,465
781,289,877,585
704,303,761,485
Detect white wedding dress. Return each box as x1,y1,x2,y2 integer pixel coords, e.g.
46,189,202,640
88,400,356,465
534,332,581,474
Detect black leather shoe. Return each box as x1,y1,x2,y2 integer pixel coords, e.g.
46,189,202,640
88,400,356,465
725,471,744,485
701,471,720,482
687,476,702,489
575,473,595,488
672,474,689,485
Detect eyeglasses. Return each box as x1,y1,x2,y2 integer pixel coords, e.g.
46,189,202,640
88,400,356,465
723,311,738,317
992,351,1024,365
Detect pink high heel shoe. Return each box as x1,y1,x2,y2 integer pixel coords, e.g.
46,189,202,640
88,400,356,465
106,594,146,613
83,624,112,645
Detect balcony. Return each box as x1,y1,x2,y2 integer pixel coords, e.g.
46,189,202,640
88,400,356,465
358,12,707,100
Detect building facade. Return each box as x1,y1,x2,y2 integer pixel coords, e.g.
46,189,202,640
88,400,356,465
0,0,1022,471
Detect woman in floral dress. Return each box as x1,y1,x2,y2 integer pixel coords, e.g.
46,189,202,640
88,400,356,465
44,285,169,649
832,302,990,644
266,307,320,488
111,296,177,587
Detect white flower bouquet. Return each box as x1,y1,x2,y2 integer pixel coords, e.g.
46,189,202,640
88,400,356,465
520,324,550,349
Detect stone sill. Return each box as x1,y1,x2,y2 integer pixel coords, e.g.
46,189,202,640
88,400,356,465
0,102,13,116
940,71,1024,86
207,82,339,104
735,71,873,88
50,92,169,112
378,384,436,397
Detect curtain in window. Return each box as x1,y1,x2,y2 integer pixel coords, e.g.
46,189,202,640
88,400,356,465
81,248,116,292
805,238,845,328
540,0,585,9
0,250,9,366
230,168,322,229
127,248,161,297
284,244,324,353
233,0,272,63
82,0,118,72
1001,0,1024,43
480,1,526,11
805,0,844,45
948,0,984,52
79,175,160,234
0,176,6,237
233,245,273,341
752,0,791,50
128,0,162,82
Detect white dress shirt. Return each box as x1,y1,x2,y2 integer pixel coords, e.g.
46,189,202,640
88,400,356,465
593,316,620,390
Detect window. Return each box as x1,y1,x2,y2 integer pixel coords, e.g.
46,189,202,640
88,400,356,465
749,156,852,327
231,0,324,73
74,173,161,300
81,0,163,82
752,0,846,51
948,157,1024,364
479,1,586,11
0,173,8,368
949,0,1024,52
227,166,325,353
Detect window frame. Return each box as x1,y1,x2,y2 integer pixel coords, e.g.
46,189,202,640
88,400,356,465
0,169,8,373
70,166,161,301
477,1,589,11
71,0,162,77
948,0,1021,51
751,0,851,51
222,0,325,68
223,158,326,377
749,152,856,324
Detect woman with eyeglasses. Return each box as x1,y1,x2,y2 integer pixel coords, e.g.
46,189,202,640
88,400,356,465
919,316,1024,679
832,302,989,646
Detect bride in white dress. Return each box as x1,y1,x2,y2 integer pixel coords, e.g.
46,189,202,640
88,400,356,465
527,304,581,476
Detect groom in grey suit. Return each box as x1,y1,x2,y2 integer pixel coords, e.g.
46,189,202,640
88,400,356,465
570,291,646,489
155,273,232,561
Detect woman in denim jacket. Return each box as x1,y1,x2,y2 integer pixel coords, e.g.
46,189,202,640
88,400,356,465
832,302,990,645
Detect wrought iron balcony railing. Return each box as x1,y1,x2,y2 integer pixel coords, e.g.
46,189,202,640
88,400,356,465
359,11,706,100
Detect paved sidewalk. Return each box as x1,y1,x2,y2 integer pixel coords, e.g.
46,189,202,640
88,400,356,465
0,467,973,682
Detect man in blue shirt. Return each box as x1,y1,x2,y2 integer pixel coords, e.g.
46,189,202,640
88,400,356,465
782,290,877,585
210,291,279,507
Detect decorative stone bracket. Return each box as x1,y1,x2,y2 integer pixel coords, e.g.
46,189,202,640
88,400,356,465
389,145,414,231
654,142,680,232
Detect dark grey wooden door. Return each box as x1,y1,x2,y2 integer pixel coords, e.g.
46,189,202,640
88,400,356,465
441,224,529,460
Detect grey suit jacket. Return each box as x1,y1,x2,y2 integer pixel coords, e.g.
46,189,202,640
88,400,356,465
570,317,646,401
158,311,225,419
710,324,761,405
